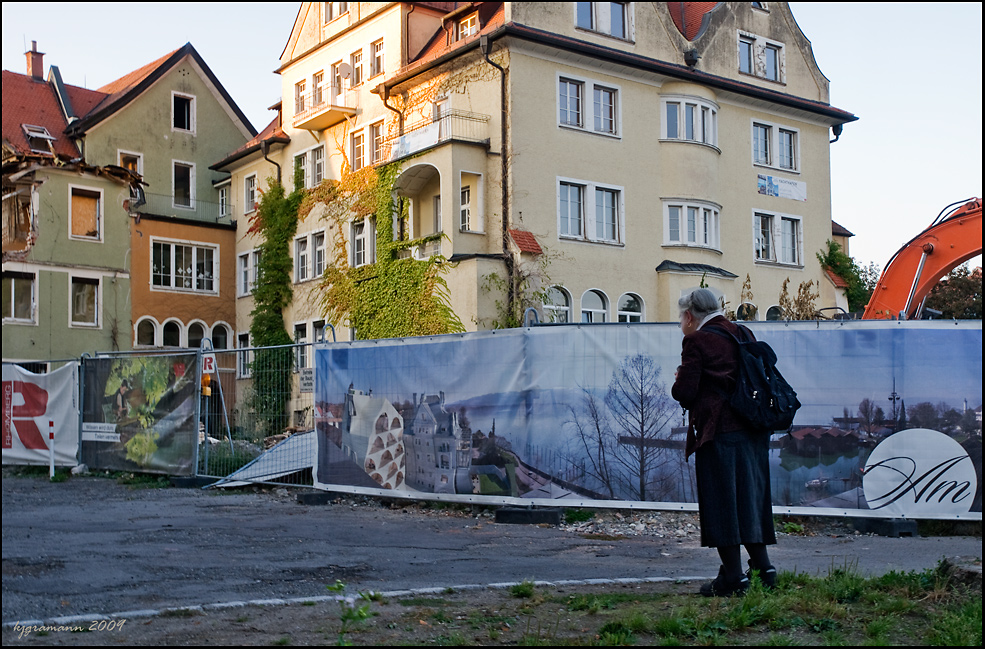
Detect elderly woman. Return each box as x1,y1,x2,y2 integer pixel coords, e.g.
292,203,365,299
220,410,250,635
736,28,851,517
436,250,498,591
671,288,776,597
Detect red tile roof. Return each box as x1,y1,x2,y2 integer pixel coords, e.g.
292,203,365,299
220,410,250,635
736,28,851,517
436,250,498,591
831,220,854,237
509,228,543,255
666,2,720,41
825,268,849,289
211,115,290,170
1,70,79,159
409,2,505,66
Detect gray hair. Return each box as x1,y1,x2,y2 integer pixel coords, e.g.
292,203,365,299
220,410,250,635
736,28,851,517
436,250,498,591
678,288,721,319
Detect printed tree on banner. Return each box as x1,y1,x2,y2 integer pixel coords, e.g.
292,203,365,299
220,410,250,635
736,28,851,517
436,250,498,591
605,354,679,501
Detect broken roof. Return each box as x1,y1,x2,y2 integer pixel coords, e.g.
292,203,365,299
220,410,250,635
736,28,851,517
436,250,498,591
2,69,79,160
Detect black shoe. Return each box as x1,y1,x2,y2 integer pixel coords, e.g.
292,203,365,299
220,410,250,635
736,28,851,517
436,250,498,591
700,567,749,597
746,561,777,589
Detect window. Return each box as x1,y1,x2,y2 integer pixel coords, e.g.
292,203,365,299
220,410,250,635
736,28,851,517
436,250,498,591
664,200,720,249
294,323,308,370
173,161,194,208
188,322,206,349
212,324,230,350
245,174,257,212
559,179,623,244
370,40,384,77
295,79,306,115
575,2,630,39
2,271,35,322
312,71,324,107
23,124,55,153
70,186,102,240
433,195,442,232
352,220,374,267
752,120,799,172
295,236,310,282
737,303,759,321
617,293,643,323
370,121,384,164
559,76,620,136
766,305,783,321
295,146,325,189
313,320,327,343
238,249,261,296
543,287,571,323
755,212,801,265
152,240,217,293
559,79,582,127
136,318,156,346
738,32,784,82
172,93,195,132
581,289,608,323
238,332,252,378
663,96,718,146
70,276,99,326
163,321,181,346
350,50,363,86
119,151,142,176
458,14,478,40
313,232,327,277
351,132,365,170
324,2,348,21
460,186,472,231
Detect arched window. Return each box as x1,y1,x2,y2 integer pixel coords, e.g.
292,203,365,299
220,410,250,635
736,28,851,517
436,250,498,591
163,321,181,347
617,293,643,323
766,305,783,321
187,322,206,348
543,287,571,323
136,319,156,346
581,289,608,323
736,303,759,321
212,323,230,349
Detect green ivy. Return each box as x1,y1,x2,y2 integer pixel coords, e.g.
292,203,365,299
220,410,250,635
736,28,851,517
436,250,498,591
817,240,873,313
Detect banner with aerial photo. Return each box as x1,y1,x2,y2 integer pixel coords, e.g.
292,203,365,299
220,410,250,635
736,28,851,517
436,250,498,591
313,321,982,519
2,362,80,466
81,354,199,476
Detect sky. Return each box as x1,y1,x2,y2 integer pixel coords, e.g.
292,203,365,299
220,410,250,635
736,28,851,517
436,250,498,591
3,2,981,271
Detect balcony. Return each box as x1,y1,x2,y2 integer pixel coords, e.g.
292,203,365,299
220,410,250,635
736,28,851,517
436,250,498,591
383,110,490,163
292,82,357,131
135,192,234,225
395,238,443,260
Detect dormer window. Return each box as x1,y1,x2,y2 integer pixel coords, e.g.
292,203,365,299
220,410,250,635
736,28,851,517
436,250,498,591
458,14,478,40
22,124,55,154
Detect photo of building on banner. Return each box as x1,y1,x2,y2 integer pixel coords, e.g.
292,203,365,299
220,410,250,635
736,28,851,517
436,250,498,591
313,322,981,519
2,362,79,467
80,354,199,475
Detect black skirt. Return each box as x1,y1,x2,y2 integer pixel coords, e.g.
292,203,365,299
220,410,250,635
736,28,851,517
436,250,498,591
694,428,777,548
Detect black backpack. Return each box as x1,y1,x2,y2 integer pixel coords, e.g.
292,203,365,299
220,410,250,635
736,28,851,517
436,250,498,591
706,324,801,433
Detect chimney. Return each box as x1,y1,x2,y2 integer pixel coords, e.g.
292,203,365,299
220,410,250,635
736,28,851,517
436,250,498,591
26,41,45,80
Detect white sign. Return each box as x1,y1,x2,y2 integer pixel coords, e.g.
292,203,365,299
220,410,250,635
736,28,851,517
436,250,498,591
757,174,807,202
300,367,314,393
2,363,80,466
862,428,977,517
201,353,218,375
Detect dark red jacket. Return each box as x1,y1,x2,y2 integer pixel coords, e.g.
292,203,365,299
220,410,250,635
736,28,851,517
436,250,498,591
671,315,749,458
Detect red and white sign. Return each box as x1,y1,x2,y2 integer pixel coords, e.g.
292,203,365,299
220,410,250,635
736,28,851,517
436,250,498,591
2,363,79,466
201,353,217,375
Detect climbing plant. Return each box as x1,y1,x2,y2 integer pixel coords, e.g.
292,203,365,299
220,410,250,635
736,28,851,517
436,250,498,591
816,239,875,313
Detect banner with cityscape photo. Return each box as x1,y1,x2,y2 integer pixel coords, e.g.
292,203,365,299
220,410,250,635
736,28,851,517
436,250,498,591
80,354,199,476
313,321,982,520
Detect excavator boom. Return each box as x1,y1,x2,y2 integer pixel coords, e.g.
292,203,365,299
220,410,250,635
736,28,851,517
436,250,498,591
862,198,982,320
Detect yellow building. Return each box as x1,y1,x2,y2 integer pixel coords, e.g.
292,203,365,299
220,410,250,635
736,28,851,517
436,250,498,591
214,2,857,345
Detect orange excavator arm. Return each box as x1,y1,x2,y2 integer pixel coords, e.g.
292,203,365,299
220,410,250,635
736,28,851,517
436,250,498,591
862,198,982,320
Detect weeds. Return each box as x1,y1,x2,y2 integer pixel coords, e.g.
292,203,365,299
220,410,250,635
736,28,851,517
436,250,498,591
510,580,536,599
326,580,377,646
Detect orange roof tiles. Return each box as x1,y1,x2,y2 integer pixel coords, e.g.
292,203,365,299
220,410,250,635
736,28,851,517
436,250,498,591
1,70,79,159
509,228,543,255
667,2,720,41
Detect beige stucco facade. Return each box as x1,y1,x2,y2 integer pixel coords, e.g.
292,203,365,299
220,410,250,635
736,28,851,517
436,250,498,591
220,1,855,344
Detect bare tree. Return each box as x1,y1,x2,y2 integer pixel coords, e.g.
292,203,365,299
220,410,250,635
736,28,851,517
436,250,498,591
562,387,619,499
857,398,885,435
605,354,678,501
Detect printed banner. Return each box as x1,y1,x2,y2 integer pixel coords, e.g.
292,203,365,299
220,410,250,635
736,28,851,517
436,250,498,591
314,322,982,519
2,363,79,466
758,174,807,201
81,354,198,476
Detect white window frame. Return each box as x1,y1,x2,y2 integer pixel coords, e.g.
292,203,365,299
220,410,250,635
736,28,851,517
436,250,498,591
351,219,375,268
118,149,143,176
617,292,644,323
212,322,232,350
661,95,719,148
574,2,633,41
543,286,572,323
218,184,230,217
238,249,261,297
370,39,385,78
737,31,785,83
557,73,621,138
151,237,219,294
295,235,310,283
294,79,306,115
458,14,479,40
751,119,800,173
172,160,196,209
313,231,327,278
370,121,384,164
663,199,721,250
171,91,196,134
69,274,100,328
2,269,37,324
245,174,258,213
754,210,802,266
312,70,325,107
580,289,609,323
135,316,159,347
237,332,252,378
294,322,309,370
351,131,365,170
557,177,625,245
294,145,325,189
458,172,484,233
68,184,103,242
350,49,363,87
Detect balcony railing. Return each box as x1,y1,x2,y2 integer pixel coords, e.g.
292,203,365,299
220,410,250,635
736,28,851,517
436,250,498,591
383,110,490,163
396,238,443,260
292,82,358,131
135,192,235,225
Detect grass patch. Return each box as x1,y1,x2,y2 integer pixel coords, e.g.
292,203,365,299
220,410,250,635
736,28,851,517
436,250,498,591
510,580,536,599
563,508,594,524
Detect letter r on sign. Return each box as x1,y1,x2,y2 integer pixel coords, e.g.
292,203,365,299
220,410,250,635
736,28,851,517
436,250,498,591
2,381,49,450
